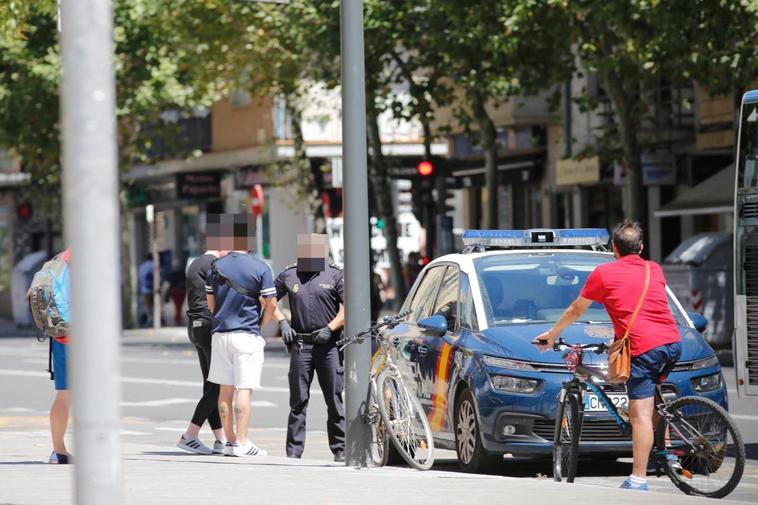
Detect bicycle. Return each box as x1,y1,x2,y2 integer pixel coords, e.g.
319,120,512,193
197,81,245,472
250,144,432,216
337,311,435,470
540,336,745,499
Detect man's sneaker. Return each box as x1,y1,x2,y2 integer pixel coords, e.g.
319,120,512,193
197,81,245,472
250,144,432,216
224,441,237,457
648,452,682,473
212,440,226,454
233,440,267,457
619,478,648,491
176,435,213,455
333,451,345,463
49,452,70,464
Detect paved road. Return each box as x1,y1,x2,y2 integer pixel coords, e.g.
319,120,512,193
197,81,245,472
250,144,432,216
1,336,757,502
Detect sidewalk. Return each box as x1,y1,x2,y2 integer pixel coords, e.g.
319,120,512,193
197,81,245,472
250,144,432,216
122,326,287,352
0,436,752,505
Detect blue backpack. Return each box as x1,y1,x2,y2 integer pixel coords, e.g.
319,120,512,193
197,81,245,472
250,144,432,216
28,252,71,338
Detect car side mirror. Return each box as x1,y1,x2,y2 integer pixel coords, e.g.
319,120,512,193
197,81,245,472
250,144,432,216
687,312,708,333
418,315,448,337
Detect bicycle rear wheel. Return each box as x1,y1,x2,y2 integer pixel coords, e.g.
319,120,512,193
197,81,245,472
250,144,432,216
376,369,434,470
658,396,745,498
553,392,580,483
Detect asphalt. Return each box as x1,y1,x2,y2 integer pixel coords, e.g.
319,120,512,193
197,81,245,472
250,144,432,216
0,328,757,504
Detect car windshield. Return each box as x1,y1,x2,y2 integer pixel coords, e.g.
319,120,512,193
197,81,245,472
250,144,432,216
474,253,687,327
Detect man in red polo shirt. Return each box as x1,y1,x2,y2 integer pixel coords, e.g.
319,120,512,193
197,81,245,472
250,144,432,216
536,220,681,491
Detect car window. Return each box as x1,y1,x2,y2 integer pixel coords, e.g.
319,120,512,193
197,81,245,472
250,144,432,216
459,273,478,331
407,266,445,322
433,265,459,331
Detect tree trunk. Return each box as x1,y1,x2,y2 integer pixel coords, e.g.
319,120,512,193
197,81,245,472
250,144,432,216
286,95,326,234
471,92,499,229
119,190,134,328
604,74,648,231
366,95,407,306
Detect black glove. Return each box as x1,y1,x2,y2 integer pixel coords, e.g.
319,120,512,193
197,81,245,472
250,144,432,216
311,326,333,345
279,320,297,345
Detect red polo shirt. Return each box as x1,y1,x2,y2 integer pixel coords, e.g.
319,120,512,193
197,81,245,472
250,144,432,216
580,254,680,357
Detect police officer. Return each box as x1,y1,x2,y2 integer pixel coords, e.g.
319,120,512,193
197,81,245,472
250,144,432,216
274,233,345,462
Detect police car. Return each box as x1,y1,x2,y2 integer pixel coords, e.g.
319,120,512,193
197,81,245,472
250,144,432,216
384,229,727,472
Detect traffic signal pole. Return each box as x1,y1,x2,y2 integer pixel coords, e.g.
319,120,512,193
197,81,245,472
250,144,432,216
60,0,122,503
340,0,373,467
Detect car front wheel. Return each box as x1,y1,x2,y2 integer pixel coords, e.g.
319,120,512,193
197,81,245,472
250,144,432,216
455,388,501,473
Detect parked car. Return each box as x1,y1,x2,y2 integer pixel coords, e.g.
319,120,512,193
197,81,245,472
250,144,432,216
384,229,727,472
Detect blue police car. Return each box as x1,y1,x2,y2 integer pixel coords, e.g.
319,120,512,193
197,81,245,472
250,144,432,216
385,229,727,472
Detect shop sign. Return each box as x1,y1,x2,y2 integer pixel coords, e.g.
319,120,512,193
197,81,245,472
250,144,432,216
176,172,221,199
555,156,600,186
642,154,676,186
235,165,266,188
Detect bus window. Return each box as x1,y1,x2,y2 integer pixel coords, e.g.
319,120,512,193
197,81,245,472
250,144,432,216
737,100,758,189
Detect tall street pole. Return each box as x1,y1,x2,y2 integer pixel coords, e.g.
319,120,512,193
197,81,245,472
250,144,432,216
60,1,122,503
340,0,372,467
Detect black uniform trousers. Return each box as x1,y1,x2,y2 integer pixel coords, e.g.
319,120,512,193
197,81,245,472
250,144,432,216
188,320,222,431
286,342,345,456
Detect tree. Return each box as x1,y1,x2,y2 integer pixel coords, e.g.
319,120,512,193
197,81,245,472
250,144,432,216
413,0,572,229
565,0,758,228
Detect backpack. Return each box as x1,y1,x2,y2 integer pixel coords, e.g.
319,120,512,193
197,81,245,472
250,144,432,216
28,251,71,339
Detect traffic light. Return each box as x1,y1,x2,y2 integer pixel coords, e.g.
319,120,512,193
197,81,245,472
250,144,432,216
17,202,32,221
417,160,434,177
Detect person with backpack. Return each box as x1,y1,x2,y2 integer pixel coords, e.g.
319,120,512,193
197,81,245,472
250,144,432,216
205,244,278,457
27,248,72,464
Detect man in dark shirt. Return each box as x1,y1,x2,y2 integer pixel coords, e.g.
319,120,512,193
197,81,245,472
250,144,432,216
274,233,346,462
176,250,227,455
206,248,277,457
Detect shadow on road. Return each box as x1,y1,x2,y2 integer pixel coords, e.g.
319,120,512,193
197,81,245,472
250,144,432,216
741,443,758,461
430,456,631,478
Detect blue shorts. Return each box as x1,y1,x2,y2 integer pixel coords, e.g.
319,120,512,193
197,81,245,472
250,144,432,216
51,339,69,391
627,342,681,400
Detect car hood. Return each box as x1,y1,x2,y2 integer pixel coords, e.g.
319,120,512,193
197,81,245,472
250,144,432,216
474,323,713,365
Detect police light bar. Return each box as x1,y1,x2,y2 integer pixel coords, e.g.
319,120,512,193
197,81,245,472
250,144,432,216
462,228,609,248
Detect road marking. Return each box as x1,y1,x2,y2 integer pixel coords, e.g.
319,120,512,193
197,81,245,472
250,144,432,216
731,414,758,421
121,398,277,408
0,369,319,395
21,356,290,369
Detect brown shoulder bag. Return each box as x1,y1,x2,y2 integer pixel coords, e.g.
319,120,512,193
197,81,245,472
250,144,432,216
607,261,650,384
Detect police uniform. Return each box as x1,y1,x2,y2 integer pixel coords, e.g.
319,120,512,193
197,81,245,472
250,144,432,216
275,262,344,458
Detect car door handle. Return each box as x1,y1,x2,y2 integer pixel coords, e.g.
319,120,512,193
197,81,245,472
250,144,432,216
417,344,428,355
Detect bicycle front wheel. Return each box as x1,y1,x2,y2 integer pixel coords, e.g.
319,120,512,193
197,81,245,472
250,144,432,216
658,395,745,498
376,369,434,470
553,392,580,483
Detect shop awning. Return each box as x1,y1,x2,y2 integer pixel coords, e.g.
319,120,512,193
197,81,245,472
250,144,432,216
654,164,734,218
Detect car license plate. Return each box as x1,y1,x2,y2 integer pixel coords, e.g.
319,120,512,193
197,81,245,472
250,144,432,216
584,393,628,412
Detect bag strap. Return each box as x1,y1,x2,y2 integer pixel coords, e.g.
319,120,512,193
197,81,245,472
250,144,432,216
621,261,650,341
211,262,258,299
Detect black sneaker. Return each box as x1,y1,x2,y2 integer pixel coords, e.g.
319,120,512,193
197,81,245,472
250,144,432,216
49,452,70,464
333,451,345,463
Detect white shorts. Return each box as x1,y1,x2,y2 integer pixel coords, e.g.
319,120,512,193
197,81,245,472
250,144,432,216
208,331,265,389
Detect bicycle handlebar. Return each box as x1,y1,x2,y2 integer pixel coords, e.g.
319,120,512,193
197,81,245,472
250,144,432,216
532,336,608,354
336,310,412,348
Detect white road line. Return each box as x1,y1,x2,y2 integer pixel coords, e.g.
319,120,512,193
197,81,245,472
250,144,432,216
731,414,758,421
22,356,290,369
121,398,277,408
0,368,319,395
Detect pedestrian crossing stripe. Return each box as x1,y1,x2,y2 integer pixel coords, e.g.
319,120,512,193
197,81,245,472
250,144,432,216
429,343,453,432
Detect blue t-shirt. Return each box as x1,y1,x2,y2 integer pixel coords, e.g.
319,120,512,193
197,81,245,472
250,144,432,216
138,260,153,295
205,252,275,334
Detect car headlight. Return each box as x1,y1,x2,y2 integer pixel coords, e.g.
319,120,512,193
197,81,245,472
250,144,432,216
483,355,536,370
691,373,721,393
490,375,539,394
691,355,719,370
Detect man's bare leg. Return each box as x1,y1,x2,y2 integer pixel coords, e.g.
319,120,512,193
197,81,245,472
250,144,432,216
630,397,655,477
218,385,236,443
234,388,252,444
50,390,70,456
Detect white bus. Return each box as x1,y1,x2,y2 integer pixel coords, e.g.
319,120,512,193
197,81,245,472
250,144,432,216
734,89,758,396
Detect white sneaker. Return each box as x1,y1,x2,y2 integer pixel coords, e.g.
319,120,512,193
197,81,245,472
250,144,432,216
233,440,267,457
224,441,236,457
176,435,213,455
213,440,226,454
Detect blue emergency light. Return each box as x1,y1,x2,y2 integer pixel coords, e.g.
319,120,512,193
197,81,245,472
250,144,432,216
462,228,609,248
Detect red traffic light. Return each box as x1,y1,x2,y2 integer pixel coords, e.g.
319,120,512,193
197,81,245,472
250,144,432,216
17,202,33,221
417,160,434,177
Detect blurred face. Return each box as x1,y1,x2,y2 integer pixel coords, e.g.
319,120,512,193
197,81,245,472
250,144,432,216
205,213,256,252
296,233,328,271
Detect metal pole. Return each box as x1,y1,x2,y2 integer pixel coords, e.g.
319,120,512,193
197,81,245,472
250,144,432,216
341,0,372,467
60,1,122,503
